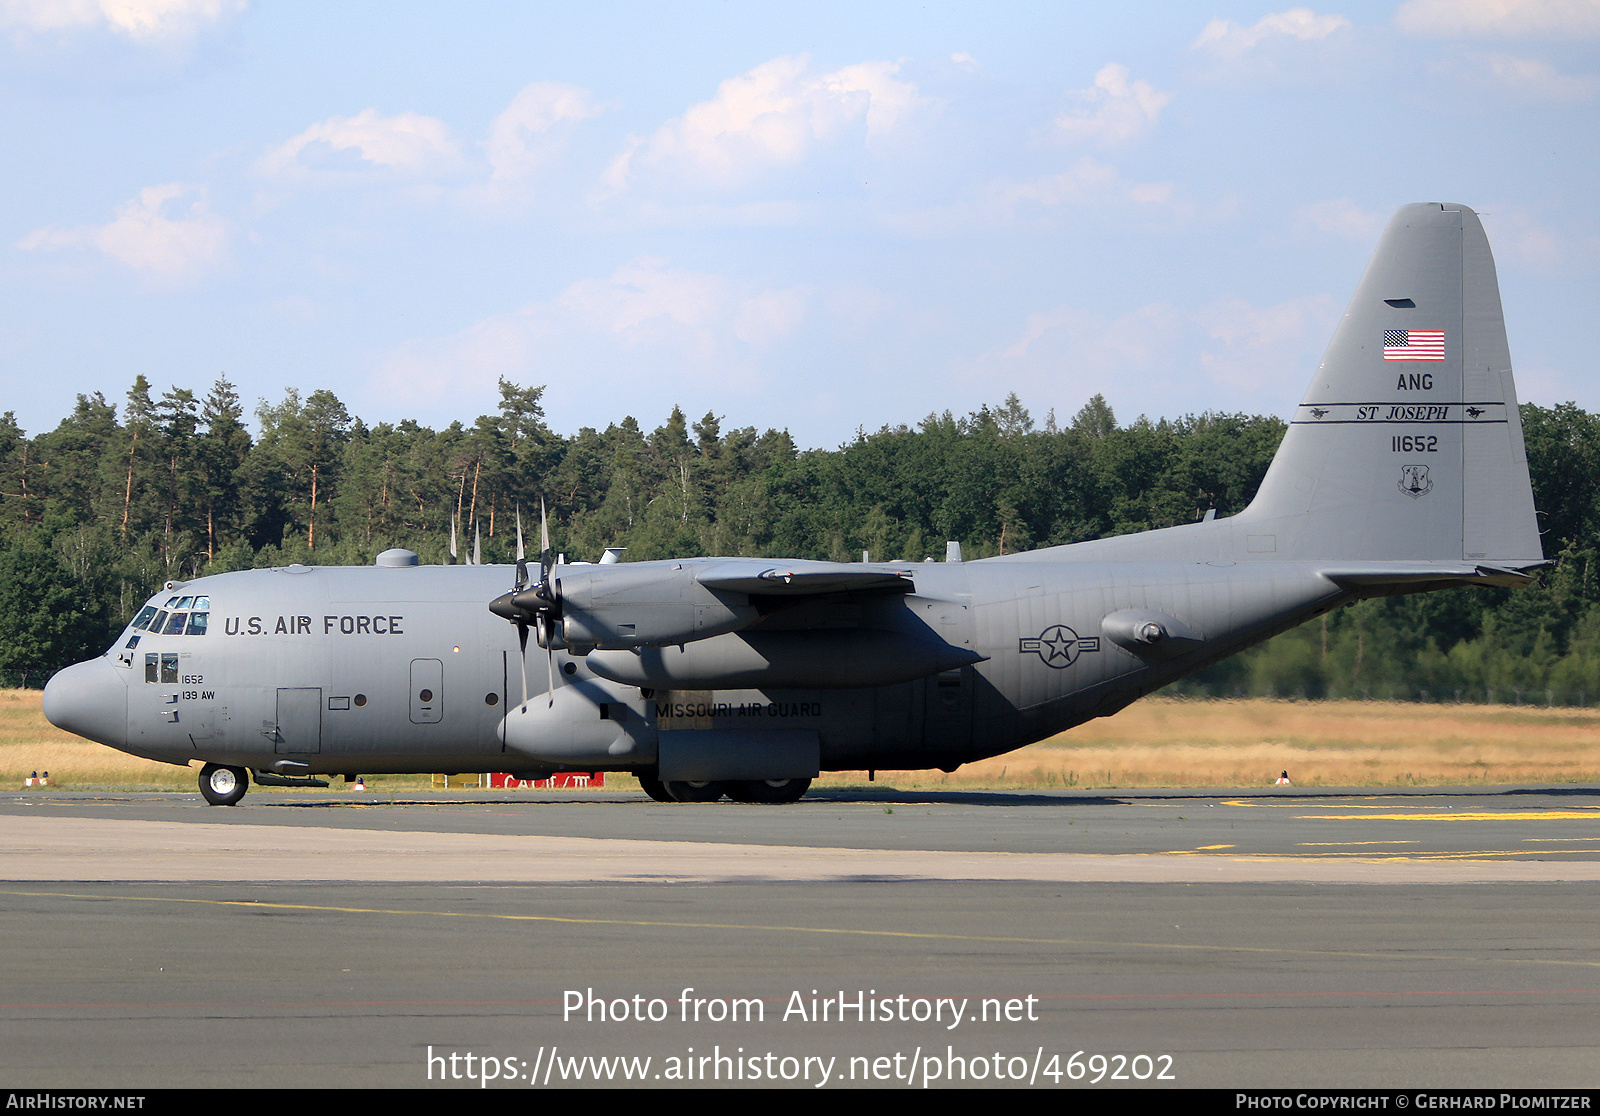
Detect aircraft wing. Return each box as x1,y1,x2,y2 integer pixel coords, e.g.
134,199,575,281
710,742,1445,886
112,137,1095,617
695,560,916,597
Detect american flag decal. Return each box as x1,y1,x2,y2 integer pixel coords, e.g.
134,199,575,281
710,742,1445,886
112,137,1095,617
1383,329,1444,361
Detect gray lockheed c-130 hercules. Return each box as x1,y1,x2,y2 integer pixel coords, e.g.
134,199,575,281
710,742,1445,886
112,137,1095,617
43,203,1545,806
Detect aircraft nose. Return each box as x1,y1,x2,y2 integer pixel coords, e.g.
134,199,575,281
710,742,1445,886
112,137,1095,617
42,658,128,749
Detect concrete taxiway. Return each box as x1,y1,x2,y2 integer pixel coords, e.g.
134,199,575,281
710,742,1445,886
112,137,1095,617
3,785,1599,1088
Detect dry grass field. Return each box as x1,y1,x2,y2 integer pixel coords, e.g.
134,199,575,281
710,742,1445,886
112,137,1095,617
820,698,1600,790
0,688,194,789
5,688,1600,792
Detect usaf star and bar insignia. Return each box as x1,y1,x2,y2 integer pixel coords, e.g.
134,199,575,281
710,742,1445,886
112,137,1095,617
1019,625,1101,668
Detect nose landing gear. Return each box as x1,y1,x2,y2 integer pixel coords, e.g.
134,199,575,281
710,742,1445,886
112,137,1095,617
198,762,249,806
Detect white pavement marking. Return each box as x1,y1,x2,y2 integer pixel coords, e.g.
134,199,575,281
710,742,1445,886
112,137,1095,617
5,815,1600,884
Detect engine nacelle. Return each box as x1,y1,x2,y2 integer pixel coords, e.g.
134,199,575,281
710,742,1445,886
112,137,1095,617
499,683,655,768
553,564,759,652
584,629,985,690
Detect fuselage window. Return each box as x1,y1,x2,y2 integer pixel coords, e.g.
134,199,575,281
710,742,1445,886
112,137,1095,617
145,653,159,683
162,612,188,636
186,612,208,635
165,596,180,608
193,596,210,610
150,610,169,633
175,596,194,610
160,653,178,684
132,606,158,631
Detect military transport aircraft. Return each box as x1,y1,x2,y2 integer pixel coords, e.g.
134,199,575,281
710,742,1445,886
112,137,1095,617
42,203,1545,805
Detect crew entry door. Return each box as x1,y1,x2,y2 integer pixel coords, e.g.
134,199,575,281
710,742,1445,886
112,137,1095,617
411,659,443,724
275,688,322,754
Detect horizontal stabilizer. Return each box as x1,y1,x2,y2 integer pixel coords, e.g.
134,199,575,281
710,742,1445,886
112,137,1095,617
1320,561,1547,591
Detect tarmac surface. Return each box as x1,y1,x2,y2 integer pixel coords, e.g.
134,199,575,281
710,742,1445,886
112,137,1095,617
4,784,1600,1089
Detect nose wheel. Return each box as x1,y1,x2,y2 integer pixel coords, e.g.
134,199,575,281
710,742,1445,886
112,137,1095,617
198,763,249,806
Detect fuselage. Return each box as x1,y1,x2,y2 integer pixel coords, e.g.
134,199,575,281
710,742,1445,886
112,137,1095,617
42,552,1353,777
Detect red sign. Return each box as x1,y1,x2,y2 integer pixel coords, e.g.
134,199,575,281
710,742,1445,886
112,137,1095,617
489,772,605,789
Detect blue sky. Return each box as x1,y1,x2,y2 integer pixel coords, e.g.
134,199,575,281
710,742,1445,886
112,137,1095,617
2,0,1596,447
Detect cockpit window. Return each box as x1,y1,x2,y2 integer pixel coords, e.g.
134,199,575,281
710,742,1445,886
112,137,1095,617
132,597,212,639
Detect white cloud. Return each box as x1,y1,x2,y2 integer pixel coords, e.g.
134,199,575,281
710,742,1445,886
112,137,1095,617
0,0,242,40
734,288,807,347
1192,8,1352,58
485,81,604,184
373,258,807,408
1294,198,1386,241
991,294,1336,410
603,54,922,192
880,157,1181,237
17,183,227,279
1480,208,1598,271
1479,52,1599,99
1194,295,1339,392
1396,0,1600,38
259,108,460,178
1054,63,1171,145
1003,301,1182,367
992,158,1176,212
557,257,726,345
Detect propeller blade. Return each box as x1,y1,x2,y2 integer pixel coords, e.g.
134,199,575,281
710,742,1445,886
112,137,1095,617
448,519,458,565
516,620,529,708
514,506,527,591
539,497,553,586
473,521,482,567
546,643,555,708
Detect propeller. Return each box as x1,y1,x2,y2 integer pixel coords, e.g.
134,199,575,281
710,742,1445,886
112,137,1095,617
488,501,562,708
536,498,556,705
448,518,458,565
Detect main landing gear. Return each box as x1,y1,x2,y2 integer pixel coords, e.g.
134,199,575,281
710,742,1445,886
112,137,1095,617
726,778,811,805
198,762,249,806
636,772,812,804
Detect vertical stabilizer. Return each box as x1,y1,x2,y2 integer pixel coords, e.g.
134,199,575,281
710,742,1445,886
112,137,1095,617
1236,202,1542,565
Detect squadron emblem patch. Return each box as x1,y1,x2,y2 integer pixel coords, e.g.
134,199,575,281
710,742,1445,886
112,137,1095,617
1019,625,1100,668
1399,464,1434,499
